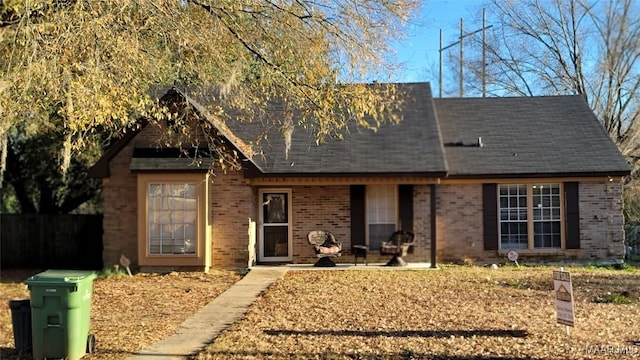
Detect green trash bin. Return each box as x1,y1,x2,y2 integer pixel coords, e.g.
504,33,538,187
25,270,97,360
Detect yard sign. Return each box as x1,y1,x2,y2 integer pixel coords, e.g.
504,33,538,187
553,269,575,327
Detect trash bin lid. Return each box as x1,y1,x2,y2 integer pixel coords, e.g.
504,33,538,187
25,270,96,285
8,299,30,310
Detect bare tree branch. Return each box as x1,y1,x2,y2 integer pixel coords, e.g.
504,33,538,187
464,0,640,160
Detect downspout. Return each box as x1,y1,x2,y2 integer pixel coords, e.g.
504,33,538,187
430,183,437,268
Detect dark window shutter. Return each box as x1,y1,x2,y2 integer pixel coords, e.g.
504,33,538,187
565,182,580,249
350,185,366,246
398,185,414,232
483,183,498,250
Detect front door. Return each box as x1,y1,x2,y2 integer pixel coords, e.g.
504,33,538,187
259,190,292,262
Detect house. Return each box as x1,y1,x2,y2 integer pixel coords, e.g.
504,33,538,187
89,82,631,271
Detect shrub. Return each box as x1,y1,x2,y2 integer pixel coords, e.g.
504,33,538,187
594,292,635,304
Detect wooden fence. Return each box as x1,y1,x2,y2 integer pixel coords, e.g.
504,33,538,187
1,214,103,270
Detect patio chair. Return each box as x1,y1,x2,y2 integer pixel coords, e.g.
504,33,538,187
307,230,342,267
380,230,415,266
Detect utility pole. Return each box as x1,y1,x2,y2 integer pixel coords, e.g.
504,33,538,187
482,8,487,97
439,29,443,98
439,9,493,98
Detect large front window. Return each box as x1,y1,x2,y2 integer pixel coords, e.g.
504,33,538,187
499,183,562,250
137,173,209,269
148,183,197,255
367,185,397,250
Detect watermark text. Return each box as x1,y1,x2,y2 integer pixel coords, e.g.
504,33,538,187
585,345,639,356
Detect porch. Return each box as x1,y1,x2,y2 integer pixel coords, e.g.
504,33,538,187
252,262,436,271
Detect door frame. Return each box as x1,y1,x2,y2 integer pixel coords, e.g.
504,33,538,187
258,188,293,262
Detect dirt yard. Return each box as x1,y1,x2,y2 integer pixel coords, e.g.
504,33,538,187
1,265,639,360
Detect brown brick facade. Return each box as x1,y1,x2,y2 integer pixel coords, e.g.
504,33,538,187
286,184,433,265
101,138,137,270
434,181,626,265
290,185,351,264
436,184,488,263
210,172,256,268
577,181,626,260
102,126,626,270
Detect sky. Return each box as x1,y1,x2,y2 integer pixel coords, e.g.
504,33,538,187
390,0,487,84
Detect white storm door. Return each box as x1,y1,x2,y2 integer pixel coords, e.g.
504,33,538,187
259,190,292,262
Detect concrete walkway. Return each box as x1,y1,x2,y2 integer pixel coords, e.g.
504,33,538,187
125,267,288,360
124,262,434,360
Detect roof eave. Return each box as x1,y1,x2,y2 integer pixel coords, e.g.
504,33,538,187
444,170,631,180
88,121,148,178
244,171,448,179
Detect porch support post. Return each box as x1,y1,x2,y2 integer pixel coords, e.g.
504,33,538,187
430,184,437,268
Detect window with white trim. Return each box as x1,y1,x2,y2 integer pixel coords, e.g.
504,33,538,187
147,183,197,255
499,183,562,250
366,185,396,250
499,184,528,249
532,184,561,248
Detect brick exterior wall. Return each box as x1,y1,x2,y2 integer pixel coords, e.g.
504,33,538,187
102,124,185,269
211,172,256,268
101,129,146,269
288,184,433,265
290,185,351,264
435,184,489,263
102,125,625,270
576,181,626,261
402,185,431,263
434,181,626,265
102,124,256,271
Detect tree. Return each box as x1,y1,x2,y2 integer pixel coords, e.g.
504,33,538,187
461,0,640,174
1,120,104,214
456,0,640,235
0,0,418,213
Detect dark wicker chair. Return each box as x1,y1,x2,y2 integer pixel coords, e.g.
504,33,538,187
307,230,342,267
380,230,415,266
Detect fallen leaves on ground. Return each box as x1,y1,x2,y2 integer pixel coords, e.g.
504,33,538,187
2,265,639,360
0,269,241,360
197,265,640,360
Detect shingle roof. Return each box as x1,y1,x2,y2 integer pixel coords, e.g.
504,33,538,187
89,83,630,179
434,96,630,177
223,82,447,176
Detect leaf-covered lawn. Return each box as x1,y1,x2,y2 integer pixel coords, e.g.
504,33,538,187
0,269,242,360
198,265,640,360
1,265,639,360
